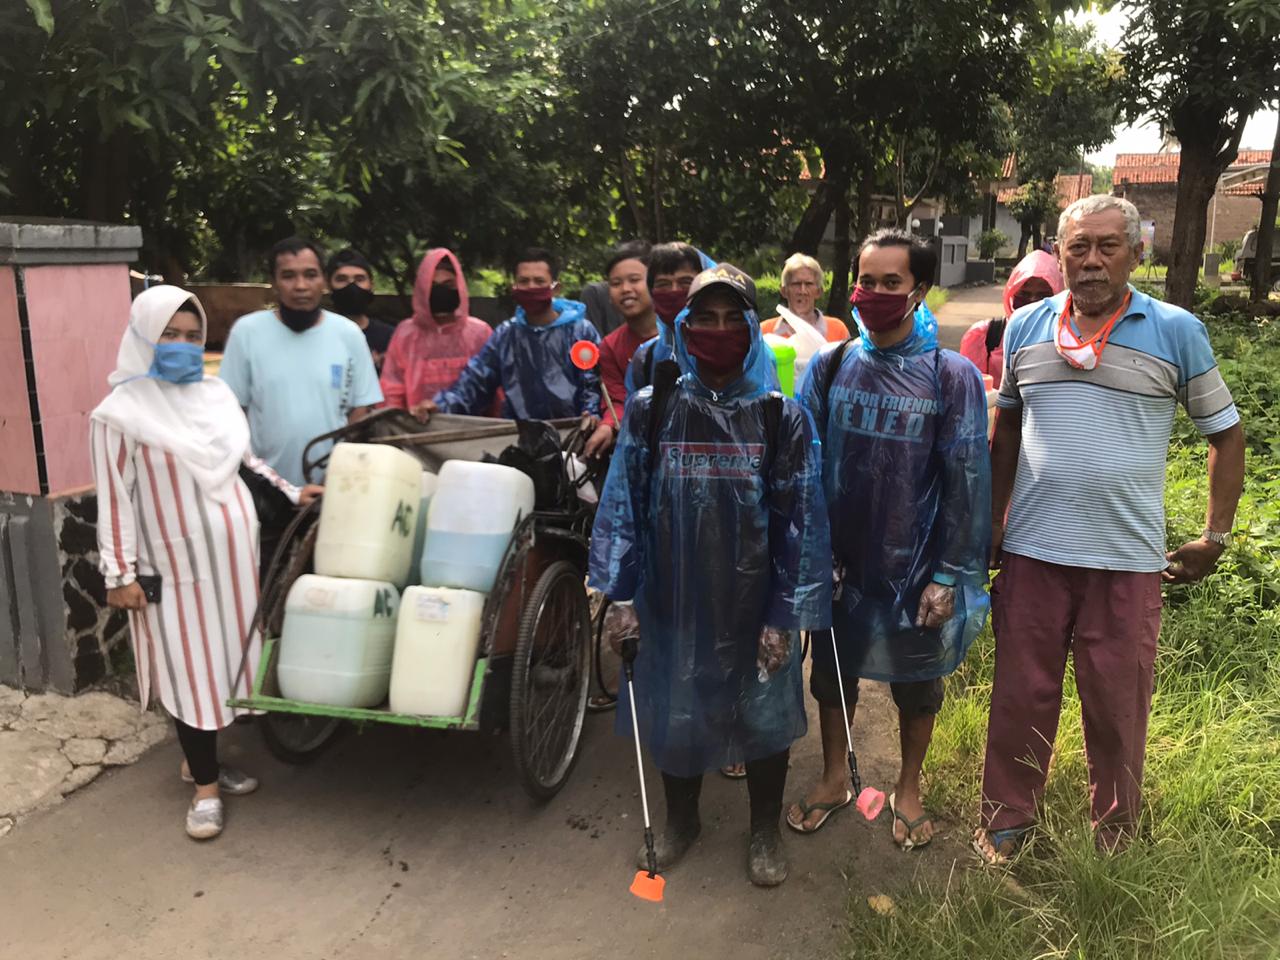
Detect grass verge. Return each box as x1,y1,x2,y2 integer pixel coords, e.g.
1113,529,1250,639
842,318,1280,959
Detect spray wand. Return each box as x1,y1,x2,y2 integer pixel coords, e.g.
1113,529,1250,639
620,633,664,902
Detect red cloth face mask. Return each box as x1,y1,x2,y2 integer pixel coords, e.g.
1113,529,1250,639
513,286,554,316
850,286,917,333
651,289,689,325
683,325,752,377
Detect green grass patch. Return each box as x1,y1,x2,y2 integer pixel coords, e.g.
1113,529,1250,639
843,316,1280,959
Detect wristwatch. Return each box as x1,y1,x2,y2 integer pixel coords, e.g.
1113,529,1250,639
1202,529,1232,548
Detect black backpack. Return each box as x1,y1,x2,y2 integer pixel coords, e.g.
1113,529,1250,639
644,359,785,479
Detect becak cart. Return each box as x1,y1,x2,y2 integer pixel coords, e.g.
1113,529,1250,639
228,409,602,799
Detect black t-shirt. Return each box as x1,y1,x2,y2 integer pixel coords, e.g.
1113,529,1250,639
361,316,397,370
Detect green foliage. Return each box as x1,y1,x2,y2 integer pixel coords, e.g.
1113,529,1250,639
1119,0,1280,306
977,228,1010,260
1005,180,1060,227
845,317,1280,960
1011,22,1123,184
1088,162,1114,194
1217,238,1244,263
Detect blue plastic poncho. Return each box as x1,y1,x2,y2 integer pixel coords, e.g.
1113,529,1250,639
799,304,991,683
625,305,781,394
434,298,602,420
590,307,833,777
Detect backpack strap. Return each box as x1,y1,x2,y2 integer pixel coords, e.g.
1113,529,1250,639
645,359,682,473
821,338,854,405
645,340,657,388
984,317,1006,356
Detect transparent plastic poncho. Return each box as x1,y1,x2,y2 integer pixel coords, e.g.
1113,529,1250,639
799,304,991,682
434,298,602,420
590,308,833,776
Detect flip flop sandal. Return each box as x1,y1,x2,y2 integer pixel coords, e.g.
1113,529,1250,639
970,825,1031,865
889,792,933,851
586,694,617,713
719,764,747,780
785,789,853,834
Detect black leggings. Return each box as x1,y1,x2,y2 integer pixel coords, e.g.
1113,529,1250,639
662,748,790,833
174,720,219,786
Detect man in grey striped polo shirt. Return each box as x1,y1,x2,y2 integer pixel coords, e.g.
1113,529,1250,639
974,195,1245,861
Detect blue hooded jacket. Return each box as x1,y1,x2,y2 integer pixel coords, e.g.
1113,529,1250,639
590,302,832,776
434,297,602,420
799,303,991,683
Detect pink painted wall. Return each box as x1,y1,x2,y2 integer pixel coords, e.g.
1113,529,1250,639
23,264,132,496
0,268,39,493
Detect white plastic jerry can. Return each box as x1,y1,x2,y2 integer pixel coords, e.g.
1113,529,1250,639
314,443,423,588
420,461,535,594
277,575,400,708
390,586,487,718
407,470,439,588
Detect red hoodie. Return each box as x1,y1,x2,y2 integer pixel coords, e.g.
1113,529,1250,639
380,248,493,409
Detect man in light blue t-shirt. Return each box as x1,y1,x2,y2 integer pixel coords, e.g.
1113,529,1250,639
220,236,382,490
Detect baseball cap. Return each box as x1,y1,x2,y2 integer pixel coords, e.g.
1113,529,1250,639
687,263,757,313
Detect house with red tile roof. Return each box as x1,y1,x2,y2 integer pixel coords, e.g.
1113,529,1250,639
1112,150,1269,261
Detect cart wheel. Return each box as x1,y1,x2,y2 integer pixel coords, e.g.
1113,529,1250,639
510,560,592,799
261,712,343,765
589,594,618,710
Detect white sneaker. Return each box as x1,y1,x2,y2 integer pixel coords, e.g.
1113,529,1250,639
185,797,224,840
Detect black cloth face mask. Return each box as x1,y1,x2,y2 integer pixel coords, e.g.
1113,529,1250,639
330,283,375,317
279,304,321,333
429,285,461,314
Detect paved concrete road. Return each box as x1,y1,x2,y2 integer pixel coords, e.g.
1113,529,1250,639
2,680,965,960
933,285,1003,352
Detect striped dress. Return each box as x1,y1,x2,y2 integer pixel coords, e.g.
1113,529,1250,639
91,420,299,730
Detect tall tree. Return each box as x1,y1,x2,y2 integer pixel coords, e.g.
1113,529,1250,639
1249,119,1280,302
2,0,481,277
1121,0,1280,307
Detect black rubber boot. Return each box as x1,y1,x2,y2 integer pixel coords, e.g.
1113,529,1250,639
747,824,789,887
636,771,703,870
635,818,702,871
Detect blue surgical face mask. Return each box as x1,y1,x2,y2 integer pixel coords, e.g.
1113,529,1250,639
149,341,205,384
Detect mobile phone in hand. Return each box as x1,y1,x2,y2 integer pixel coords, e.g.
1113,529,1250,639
135,574,162,604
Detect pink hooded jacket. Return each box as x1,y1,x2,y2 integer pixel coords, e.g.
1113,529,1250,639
380,248,493,410
959,250,1063,389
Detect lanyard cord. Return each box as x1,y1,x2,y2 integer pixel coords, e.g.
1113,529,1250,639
1057,291,1131,360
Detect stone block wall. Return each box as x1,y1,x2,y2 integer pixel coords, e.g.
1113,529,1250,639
0,490,132,694
55,492,133,694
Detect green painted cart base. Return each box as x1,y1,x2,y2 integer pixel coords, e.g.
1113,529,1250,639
228,637,487,731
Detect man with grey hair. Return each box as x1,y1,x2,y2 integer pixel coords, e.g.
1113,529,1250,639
973,194,1246,861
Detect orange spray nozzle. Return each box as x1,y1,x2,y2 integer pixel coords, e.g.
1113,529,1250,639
629,870,665,902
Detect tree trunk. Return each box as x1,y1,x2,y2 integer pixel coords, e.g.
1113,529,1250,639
1032,223,1043,251
1166,141,1224,308
618,148,651,241
80,128,131,222
826,185,853,320
854,163,874,243
1017,221,1032,259
790,172,844,255
1250,121,1280,302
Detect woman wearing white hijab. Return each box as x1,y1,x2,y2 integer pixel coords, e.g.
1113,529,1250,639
91,286,321,840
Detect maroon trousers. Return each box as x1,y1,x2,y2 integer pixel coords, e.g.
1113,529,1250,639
981,552,1162,842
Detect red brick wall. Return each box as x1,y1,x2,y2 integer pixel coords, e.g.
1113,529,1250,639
1114,183,1264,262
